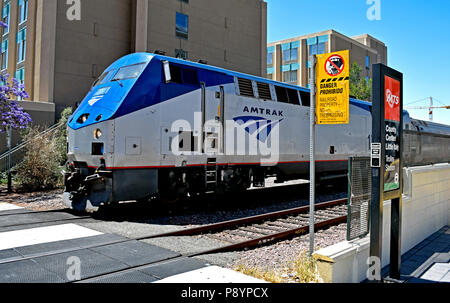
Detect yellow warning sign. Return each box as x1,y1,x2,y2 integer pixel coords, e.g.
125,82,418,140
316,50,350,125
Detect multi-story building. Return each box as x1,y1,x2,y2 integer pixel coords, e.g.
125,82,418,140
0,0,267,119
267,29,387,90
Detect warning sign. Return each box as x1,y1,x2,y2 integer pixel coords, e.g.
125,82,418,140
316,50,350,125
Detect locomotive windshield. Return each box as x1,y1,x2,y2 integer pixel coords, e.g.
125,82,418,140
112,63,147,81
92,70,113,87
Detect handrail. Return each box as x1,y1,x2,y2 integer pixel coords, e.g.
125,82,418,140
0,123,65,171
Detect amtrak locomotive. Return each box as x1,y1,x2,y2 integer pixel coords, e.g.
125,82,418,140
63,53,450,211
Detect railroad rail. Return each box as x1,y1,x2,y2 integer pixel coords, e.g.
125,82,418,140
141,198,348,256
143,198,347,239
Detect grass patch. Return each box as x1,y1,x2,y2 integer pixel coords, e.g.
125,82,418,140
234,264,284,283
234,252,322,283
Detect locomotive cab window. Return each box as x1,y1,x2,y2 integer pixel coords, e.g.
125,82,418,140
112,63,146,81
92,70,113,87
164,62,199,86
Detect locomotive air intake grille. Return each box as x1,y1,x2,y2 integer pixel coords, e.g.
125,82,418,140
238,78,255,98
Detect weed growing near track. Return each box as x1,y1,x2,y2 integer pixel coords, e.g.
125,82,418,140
234,251,322,283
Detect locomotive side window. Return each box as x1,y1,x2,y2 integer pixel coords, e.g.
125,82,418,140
169,64,183,84
299,91,310,107
164,62,199,86
112,63,146,81
182,68,199,85
286,88,300,105
275,86,288,103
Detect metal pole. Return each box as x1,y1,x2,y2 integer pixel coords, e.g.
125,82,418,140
309,55,316,256
6,126,12,193
429,97,433,122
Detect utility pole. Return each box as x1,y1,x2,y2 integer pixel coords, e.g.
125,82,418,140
429,97,433,122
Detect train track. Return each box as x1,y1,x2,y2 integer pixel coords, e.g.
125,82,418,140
0,199,348,266
74,199,349,283
0,198,348,283
143,198,348,256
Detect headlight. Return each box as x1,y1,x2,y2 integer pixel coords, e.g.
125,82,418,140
94,129,102,139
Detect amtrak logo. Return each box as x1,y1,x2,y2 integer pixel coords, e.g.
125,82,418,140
88,96,103,106
233,116,283,143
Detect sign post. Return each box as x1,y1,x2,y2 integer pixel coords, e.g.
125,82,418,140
370,64,404,281
309,50,349,256
309,55,316,256
6,126,12,193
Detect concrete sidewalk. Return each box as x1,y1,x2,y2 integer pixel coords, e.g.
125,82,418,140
383,226,450,283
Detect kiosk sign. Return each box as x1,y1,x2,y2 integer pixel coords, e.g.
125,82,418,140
370,64,404,281
384,76,401,192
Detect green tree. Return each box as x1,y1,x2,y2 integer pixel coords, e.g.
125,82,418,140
349,62,372,101
55,107,73,165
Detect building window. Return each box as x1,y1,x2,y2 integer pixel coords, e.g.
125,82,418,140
267,52,273,65
267,46,274,66
2,2,10,35
267,66,274,80
175,12,188,39
366,56,370,69
1,38,7,70
309,42,325,56
290,47,298,61
282,42,299,63
16,27,25,62
15,67,24,100
18,0,27,24
282,70,297,84
282,47,290,62
178,0,189,3
175,48,188,59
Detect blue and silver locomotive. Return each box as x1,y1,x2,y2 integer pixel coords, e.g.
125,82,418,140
63,53,450,211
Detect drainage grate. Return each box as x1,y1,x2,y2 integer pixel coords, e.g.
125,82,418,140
347,157,371,241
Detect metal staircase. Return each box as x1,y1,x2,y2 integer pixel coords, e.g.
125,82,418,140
0,122,64,172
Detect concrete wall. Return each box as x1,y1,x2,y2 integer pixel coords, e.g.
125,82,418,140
314,164,450,283
145,0,267,77
53,0,133,116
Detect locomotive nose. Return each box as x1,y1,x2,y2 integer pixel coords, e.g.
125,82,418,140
67,120,113,169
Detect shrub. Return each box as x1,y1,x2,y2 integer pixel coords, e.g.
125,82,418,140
234,264,284,283
289,252,322,283
55,107,73,165
15,127,62,191
234,252,322,283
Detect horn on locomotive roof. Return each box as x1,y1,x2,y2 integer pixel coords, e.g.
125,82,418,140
154,50,166,55
198,60,208,64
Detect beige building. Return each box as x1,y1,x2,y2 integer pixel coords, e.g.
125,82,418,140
267,29,387,90
0,0,267,119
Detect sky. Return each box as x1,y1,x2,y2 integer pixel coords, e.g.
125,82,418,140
265,0,450,125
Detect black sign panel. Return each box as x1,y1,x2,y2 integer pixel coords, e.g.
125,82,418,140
370,64,404,281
